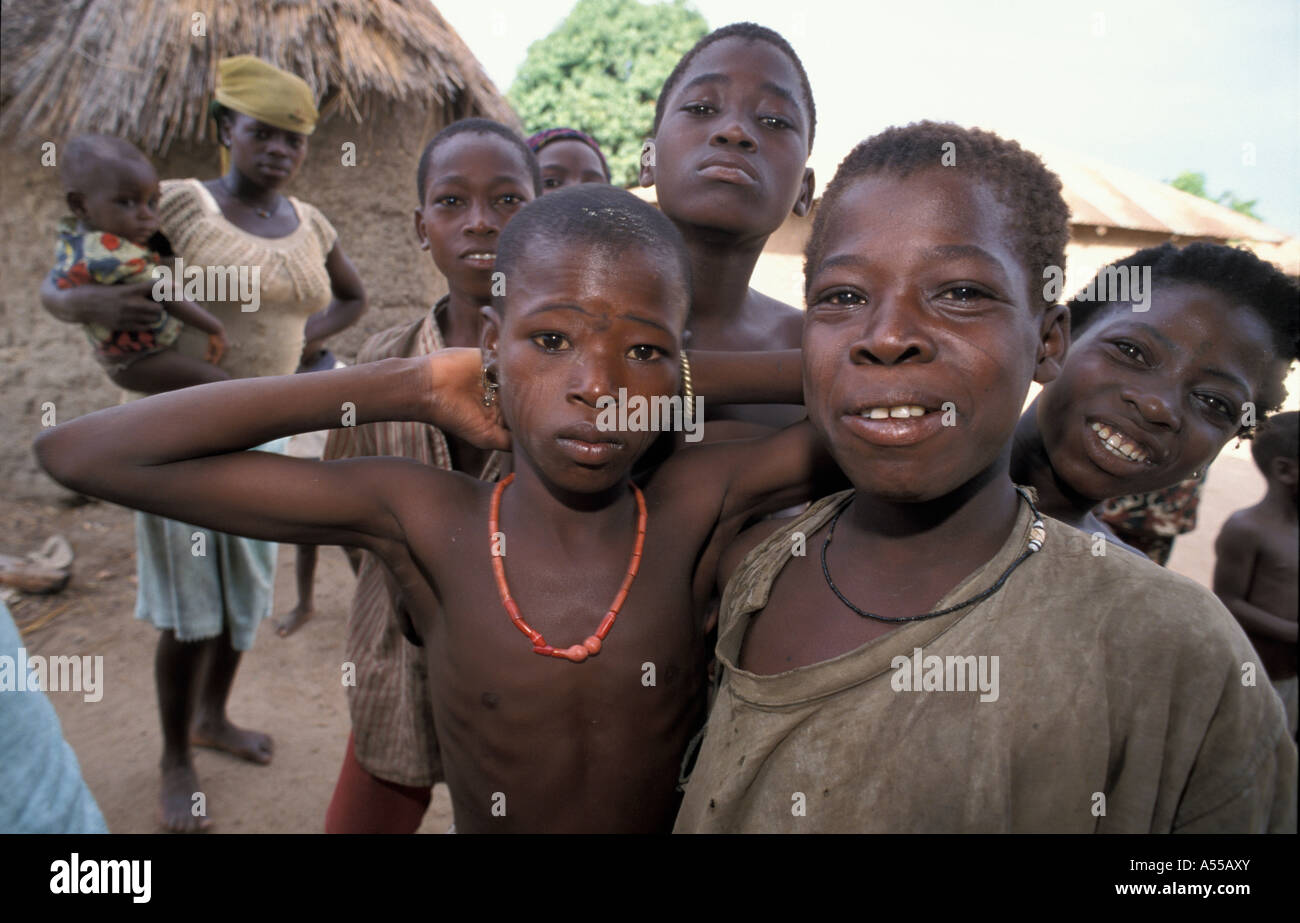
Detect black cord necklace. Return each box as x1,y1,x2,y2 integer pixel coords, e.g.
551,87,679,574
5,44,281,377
221,177,276,219
820,487,1046,624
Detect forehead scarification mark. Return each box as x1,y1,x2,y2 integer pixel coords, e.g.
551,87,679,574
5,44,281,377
581,205,634,226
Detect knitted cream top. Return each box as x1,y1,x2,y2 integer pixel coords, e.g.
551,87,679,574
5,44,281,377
154,178,338,382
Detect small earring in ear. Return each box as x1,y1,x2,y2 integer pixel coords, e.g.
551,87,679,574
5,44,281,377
481,365,500,407
679,350,694,426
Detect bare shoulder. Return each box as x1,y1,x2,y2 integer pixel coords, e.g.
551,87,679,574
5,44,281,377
644,441,735,520
333,453,468,510
343,455,483,550
651,430,780,514
1216,506,1263,547
748,288,805,348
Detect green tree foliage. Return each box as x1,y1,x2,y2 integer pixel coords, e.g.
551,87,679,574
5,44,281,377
508,0,708,186
1168,170,1262,220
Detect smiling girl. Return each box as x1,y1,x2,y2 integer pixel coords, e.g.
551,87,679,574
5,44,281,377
1012,242,1297,544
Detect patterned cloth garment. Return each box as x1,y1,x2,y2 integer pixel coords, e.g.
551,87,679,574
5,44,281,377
1096,473,1206,565
51,217,182,365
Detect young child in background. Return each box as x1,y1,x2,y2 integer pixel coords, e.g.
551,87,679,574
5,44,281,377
1215,411,1299,739
54,134,228,393
674,122,1295,833
527,127,610,190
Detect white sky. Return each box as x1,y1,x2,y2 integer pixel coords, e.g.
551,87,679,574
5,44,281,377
434,0,1300,235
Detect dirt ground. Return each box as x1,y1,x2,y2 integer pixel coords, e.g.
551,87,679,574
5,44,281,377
0,436,1271,835
4,497,453,834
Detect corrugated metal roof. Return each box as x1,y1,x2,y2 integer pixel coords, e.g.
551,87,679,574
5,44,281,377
1035,145,1290,243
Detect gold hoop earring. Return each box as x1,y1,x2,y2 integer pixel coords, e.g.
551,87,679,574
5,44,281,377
481,365,500,407
679,350,694,426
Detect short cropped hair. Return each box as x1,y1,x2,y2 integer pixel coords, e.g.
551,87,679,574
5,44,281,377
526,127,611,182
416,118,542,203
494,184,692,313
652,22,816,153
804,121,1069,311
61,133,152,193
1068,243,1299,411
1251,411,1298,472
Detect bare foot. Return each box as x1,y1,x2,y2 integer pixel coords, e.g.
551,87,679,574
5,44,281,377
192,716,273,764
159,761,212,833
275,603,315,638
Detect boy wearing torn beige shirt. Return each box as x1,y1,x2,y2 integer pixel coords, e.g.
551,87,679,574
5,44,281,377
676,492,1294,832
675,123,1295,834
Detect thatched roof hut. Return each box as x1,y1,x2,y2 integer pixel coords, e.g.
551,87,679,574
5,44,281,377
1,0,520,498
1,0,518,151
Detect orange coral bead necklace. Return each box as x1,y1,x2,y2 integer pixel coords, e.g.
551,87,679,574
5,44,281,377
489,472,647,663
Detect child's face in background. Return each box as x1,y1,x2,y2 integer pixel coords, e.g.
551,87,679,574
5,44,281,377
1036,283,1279,501
222,113,308,189
539,140,607,191
485,237,688,495
646,37,813,237
802,169,1065,502
73,157,161,247
415,133,535,300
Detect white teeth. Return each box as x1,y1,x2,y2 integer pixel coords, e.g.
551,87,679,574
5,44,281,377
1091,422,1150,463
864,405,929,419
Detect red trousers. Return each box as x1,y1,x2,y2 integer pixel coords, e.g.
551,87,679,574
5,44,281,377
324,732,433,834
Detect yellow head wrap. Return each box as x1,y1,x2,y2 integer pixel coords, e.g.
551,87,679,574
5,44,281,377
211,55,318,172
